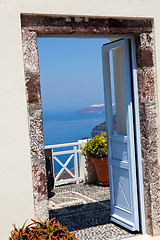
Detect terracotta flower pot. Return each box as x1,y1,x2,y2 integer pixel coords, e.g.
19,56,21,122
91,157,109,186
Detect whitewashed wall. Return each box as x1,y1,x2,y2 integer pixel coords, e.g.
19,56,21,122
0,0,160,239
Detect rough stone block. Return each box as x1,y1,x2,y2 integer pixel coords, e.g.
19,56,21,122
140,124,158,149
139,103,158,147
28,26,74,34
33,163,48,197
135,33,154,49
141,146,158,162
137,68,155,102
74,18,109,34
150,180,160,235
21,15,74,34
142,154,159,182
21,15,152,35
22,15,73,28
136,48,153,68
34,196,49,221
143,180,160,235
143,180,154,235
25,73,41,104
22,29,39,73
140,122,158,146
28,104,45,160
108,18,152,34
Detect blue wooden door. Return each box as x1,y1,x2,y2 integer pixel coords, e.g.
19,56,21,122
102,39,139,231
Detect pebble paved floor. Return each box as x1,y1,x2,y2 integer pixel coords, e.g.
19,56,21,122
49,183,139,240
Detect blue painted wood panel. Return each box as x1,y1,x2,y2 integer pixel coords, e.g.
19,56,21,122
102,39,139,231
111,141,128,162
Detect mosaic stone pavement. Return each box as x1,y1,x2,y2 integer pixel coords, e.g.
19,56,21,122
49,183,139,240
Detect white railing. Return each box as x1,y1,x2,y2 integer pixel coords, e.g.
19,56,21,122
45,140,87,186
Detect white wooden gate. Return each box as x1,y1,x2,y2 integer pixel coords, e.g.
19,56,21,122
45,142,83,186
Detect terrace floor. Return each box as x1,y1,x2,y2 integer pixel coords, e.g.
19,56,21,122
49,183,139,240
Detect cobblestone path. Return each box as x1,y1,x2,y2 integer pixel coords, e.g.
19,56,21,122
49,183,139,240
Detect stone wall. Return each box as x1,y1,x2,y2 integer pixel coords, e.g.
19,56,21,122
135,32,160,235
21,15,160,235
22,28,49,220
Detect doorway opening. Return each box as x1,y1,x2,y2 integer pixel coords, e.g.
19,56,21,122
36,35,140,239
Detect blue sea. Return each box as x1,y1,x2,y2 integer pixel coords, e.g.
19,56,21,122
42,109,105,172
43,110,105,145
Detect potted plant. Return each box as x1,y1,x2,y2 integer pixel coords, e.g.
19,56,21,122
81,133,109,186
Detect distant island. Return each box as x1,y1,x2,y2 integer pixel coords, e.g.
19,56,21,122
91,114,116,137
91,121,106,137
77,104,105,114
77,103,116,137
77,103,116,114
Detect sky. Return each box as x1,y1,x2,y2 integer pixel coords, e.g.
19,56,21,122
37,37,110,113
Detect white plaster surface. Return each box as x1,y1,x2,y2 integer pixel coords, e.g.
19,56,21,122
124,234,160,240
0,0,160,239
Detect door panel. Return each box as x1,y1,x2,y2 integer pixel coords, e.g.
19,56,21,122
102,39,139,231
112,46,126,135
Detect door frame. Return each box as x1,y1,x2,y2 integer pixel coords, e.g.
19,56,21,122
129,36,146,234
21,15,159,236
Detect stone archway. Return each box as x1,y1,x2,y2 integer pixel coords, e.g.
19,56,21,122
21,15,160,236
